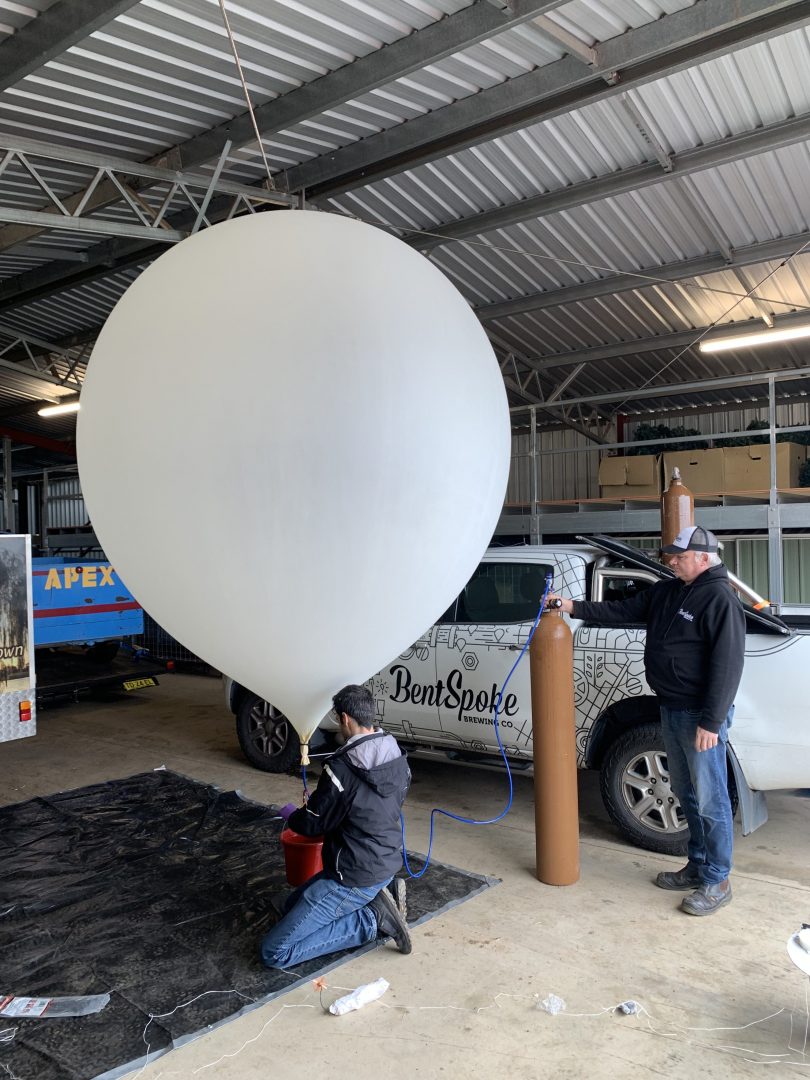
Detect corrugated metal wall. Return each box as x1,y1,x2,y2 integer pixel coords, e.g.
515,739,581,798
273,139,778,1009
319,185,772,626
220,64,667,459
625,534,810,604
45,474,88,531
509,426,599,504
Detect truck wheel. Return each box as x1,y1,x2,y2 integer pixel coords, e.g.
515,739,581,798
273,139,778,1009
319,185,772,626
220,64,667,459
600,723,689,856
236,694,299,773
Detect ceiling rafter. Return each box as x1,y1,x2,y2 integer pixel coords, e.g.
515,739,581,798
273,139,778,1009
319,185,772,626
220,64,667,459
539,364,810,409
170,0,566,172
0,1,563,255
0,135,294,256
0,0,143,92
475,230,810,323
287,0,810,198
408,112,810,254
492,308,810,373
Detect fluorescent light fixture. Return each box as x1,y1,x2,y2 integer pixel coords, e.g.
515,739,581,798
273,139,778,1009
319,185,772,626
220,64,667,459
38,400,81,417
699,323,810,354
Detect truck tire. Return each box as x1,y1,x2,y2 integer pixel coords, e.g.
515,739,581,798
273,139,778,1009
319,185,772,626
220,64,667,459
600,723,689,856
236,694,299,773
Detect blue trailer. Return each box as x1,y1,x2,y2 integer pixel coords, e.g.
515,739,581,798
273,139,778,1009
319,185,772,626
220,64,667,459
30,556,163,703
32,558,144,647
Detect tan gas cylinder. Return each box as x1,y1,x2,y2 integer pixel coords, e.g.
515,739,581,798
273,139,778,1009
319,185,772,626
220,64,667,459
529,608,579,886
661,467,694,556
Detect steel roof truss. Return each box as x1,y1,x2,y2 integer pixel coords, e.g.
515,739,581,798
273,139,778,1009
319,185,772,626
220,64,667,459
291,0,810,198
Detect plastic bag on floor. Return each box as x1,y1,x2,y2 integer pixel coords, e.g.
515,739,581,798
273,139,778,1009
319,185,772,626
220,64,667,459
0,994,110,1018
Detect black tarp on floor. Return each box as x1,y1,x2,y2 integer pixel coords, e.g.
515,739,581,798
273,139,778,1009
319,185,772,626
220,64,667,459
0,770,497,1080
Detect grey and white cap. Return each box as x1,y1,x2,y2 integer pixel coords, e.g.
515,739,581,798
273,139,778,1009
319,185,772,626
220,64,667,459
661,525,719,554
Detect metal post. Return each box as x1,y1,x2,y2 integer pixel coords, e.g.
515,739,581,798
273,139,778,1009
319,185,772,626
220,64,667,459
529,406,541,544
40,470,49,552
767,377,783,608
2,437,12,532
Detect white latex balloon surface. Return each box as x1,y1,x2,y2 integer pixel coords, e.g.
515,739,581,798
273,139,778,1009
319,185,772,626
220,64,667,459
78,211,510,743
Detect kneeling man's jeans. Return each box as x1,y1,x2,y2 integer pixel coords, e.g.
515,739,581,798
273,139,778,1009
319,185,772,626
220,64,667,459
260,871,391,969
660,705,734,885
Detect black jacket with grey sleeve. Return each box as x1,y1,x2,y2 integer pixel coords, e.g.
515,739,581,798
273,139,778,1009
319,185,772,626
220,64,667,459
286,731,411,887
571,564,746,734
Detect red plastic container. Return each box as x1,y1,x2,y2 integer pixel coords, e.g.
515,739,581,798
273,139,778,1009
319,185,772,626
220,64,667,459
280,827,324,886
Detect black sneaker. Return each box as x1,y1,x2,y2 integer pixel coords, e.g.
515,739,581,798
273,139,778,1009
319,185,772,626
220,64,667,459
387,877,407,919
370,887,412,954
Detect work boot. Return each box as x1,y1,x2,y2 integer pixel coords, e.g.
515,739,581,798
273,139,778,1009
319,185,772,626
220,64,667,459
680,880,732,916
655,864,702,891
387,877,407,919
370,887,412,954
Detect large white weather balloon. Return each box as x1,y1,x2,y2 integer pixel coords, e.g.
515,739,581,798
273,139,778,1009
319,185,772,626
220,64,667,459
78,210,510,750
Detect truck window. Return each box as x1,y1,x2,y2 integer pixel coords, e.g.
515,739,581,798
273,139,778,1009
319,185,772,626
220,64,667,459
456,563,555,624
595,571,656,603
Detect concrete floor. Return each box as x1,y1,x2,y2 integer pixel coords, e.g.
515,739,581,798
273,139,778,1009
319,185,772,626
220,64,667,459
3,673,810,1079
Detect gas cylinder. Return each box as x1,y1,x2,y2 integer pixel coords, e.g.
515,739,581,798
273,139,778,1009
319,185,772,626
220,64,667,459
661,467,694,560
529,608,579,886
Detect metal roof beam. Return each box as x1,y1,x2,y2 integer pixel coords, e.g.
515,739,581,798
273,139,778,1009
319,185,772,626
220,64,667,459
0,0,142,92
496,309,810,373
476,230,810,322
0,206,186,243
0,423,75,458
287,0,810,198
170,1,565,173
412,112,810,253
0,2,560,252
0,188,245,313
0,134,294,255
547,364,810,408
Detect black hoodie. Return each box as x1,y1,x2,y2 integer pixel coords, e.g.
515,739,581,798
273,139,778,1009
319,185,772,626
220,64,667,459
286,730,411,887
571,564,746,734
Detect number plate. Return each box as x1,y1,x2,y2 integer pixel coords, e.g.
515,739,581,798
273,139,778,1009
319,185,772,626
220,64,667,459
122,677,158,691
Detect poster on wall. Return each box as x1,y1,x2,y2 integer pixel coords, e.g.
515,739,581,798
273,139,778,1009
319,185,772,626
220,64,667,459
0,534,35,742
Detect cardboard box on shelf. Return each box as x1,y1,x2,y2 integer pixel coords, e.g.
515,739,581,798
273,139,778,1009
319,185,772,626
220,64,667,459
598,454,661,498
662,448,724,494
723,442,807,491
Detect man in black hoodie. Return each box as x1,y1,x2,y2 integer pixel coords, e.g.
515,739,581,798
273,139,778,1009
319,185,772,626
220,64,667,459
550,526,745,916
260,684,412,968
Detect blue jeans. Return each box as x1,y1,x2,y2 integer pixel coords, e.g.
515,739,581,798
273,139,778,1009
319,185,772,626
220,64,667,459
660,705,734,885
260,871,390,969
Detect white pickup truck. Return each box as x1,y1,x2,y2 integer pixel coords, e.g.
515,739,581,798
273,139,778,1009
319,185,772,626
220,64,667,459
226,535,810,855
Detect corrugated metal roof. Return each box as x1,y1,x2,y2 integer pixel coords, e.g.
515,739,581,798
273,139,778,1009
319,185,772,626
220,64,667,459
1,0,810,465
2,0,473,162
485,252,810,354
0,0,58,45
0,265,143,340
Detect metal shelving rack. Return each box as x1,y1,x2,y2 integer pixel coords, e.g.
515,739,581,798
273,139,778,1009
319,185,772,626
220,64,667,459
501,374,810,607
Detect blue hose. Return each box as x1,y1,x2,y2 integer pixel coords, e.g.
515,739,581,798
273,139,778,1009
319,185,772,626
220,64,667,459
401,572,553,879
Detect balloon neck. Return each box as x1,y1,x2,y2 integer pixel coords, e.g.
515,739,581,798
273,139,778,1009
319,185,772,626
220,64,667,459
300,741,310,767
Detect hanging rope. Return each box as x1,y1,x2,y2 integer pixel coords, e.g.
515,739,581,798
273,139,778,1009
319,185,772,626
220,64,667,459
217,0,276,190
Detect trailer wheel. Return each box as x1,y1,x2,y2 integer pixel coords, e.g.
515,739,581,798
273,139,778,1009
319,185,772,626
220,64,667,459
236,694,298,773
600,723,689,856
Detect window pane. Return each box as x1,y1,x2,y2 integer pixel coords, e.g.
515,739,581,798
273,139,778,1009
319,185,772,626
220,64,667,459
457,563,554,624
602,576,653,602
